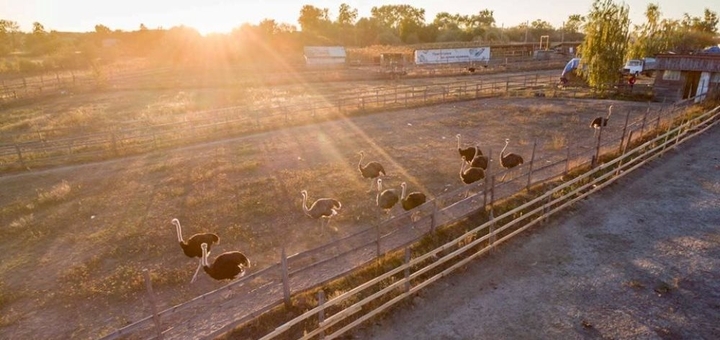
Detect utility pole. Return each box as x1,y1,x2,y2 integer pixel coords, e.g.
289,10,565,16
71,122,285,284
524,21,529,43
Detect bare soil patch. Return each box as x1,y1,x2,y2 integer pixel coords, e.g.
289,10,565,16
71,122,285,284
0,94,664,339
352,124,720,340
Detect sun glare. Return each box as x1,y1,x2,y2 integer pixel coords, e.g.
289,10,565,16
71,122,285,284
162,2,299,36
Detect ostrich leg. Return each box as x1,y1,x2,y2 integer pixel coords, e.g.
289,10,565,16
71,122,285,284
190,258,203,283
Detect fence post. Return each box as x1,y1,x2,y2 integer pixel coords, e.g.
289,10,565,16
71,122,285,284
489,175,496,217
618,110,631,154
640,107,649,135
142,269,163,340
317,290,326,340
430,199,438,234
593,124,604,168
526,140,537,191
616,129,635,176
488,210,496,250
281,247,291,308
564,144,570,178
483,148,492,208
14,144,26,169
404,248,411,293
375,210,382,257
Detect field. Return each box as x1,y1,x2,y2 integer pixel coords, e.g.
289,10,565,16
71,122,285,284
0,65,662,339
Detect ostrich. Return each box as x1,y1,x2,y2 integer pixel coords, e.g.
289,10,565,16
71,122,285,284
301,190,342,234
500,139,524,181
469,146,489,170
590,105,613,137
400,182,427,222
376,178,399,215
456,134,481,162
460,156,485,198
172,218,220,284
200,243,250,281
358,151,386,192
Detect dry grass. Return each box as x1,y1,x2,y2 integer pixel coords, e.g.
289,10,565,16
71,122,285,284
0,74,665,339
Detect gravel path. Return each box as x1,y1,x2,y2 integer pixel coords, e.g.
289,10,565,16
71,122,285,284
352,123,720,339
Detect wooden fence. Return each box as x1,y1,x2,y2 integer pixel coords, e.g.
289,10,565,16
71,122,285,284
0,58,566,106
96,95,714,339
1,72,569,173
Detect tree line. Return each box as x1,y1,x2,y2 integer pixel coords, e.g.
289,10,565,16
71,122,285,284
0,1,717,77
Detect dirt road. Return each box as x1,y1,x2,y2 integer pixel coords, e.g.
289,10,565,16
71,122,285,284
352,124,720,339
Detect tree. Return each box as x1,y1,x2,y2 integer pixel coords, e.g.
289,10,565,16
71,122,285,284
26,22,56,55
336,3,358,26
577,0,630,89
565,14,585,33
298,5,330,33
371,4,425,32
627,4,667,59
94,24,111,35
0,19,21,55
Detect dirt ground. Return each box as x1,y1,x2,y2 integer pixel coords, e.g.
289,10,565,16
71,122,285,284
0,91,676,339
351,123,720,339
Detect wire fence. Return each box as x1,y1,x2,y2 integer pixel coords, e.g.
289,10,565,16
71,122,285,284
97,95,714,340
2,71,611,173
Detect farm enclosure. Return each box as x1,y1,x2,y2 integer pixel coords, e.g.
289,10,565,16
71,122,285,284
0,89,672,339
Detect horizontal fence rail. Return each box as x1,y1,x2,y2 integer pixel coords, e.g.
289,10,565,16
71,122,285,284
96,95,716,339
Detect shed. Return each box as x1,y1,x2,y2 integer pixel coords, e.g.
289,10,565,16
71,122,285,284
652,52,720,103
303,46,347,68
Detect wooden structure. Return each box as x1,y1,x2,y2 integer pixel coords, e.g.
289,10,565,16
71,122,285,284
653,52,720,103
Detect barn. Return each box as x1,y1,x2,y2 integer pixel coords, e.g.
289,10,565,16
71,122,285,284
303,46,347,68
652,50,720,103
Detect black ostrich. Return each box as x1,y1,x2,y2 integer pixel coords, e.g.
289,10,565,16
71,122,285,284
460,156,485,197
590,105,613,137
500,138,524,181
456,134,481,162
376,178,399,215
358,151,386,192
460,156,485,184
301,190,342,234
400,182,427,221
172,218,220,283
200,243,250,281
469,145,489,170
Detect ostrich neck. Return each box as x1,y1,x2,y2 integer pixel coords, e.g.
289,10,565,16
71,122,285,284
358,153,364,170
301,194,310,214
175,222,184,243
401,185,407,200
457,135,461,149
501,143,508,158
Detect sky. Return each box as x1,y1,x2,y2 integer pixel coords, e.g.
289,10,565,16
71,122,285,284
0,0,714,35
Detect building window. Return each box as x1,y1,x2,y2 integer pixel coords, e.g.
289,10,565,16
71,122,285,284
662,70,681,81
